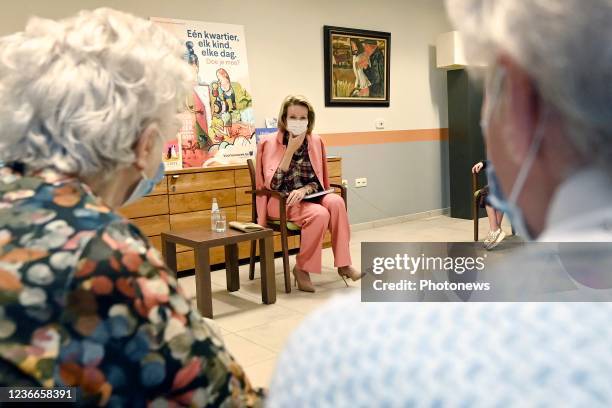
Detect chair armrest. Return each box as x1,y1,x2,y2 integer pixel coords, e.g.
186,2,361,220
245,189,287,224
329,183,347,207
246,189,287,199
471,172,479,194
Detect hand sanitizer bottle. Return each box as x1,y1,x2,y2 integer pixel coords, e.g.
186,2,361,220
211,198,220,231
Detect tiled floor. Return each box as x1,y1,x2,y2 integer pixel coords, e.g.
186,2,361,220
177,214,515,388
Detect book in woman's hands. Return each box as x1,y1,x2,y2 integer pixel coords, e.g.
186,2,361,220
303,188,335,200
229,221,264,232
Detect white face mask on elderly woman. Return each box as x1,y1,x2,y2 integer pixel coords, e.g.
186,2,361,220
286,119,308,136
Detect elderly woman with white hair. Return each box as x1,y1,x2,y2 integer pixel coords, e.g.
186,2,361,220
453,0,612,242
268,0,612,406
0,9,262,407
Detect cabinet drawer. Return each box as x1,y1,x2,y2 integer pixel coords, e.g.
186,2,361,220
291,235,300,249
177,247,226,271
170,207,237,232
236,233,300,256
149,177,168,196
169,188,235,214
272,234,296,252
273,234,282,252
235,169,251,187
177,251,194,271
176,242,193,253
236,237,284,260
238,241,252,259
235,186,252,206
210,246,225,264
168,170,235,194
327,160,342,178
236,205,253,223
131,215,170,236
119,195,168,219
149,235,162,252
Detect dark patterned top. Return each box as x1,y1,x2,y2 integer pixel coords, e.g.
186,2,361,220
270,135,320,194
0,164,263,407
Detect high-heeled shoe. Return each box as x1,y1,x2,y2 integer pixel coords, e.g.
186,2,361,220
338,266,364,286
292,266,315,292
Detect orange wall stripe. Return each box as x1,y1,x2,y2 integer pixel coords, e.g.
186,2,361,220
320,128,448,147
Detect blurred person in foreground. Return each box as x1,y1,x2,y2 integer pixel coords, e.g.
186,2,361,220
0,8,262,406
268,1,612,406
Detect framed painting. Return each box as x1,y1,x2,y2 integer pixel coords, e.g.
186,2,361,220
324,25,390,107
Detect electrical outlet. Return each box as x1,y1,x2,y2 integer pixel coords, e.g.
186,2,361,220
375,118,385,129
355,178,368,188
342,179,348,187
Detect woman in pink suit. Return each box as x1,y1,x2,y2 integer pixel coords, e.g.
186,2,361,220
255,95,362,292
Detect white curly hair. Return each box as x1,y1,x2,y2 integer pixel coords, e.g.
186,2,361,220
446,0,612,169
0,8,192,177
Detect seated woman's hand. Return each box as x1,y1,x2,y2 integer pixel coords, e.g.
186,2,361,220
286,131,307,154
287,187,307,206
472,162,484,174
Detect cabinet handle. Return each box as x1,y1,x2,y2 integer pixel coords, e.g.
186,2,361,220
170,175,178,192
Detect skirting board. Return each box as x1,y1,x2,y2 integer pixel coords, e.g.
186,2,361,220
350,207,451,232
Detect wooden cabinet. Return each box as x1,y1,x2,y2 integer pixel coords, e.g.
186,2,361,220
121,158,342,271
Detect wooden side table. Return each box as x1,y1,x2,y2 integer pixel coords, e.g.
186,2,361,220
161,228,276,318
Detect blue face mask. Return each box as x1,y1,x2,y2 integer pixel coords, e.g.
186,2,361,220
485,163,533,239
123,162,165,206
480,67,546,241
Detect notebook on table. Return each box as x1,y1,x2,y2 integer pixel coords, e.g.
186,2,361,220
229,221,265,233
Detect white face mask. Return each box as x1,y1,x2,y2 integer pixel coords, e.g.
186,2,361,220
286,119,308,136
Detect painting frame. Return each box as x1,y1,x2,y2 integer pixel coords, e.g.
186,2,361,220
323,25,391,107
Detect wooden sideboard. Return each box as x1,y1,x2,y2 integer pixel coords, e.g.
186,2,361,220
119,157,342,271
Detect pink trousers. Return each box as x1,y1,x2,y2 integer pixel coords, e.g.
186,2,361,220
267,194,352,274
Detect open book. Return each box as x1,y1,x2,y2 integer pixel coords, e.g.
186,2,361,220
303,188,335,200
229,221,264,233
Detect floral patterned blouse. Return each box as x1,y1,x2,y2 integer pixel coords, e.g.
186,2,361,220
0,164,263,407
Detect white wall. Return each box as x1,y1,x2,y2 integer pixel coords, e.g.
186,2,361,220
0,0,451,133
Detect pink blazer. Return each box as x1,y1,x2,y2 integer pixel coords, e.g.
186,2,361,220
255,130,331,226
